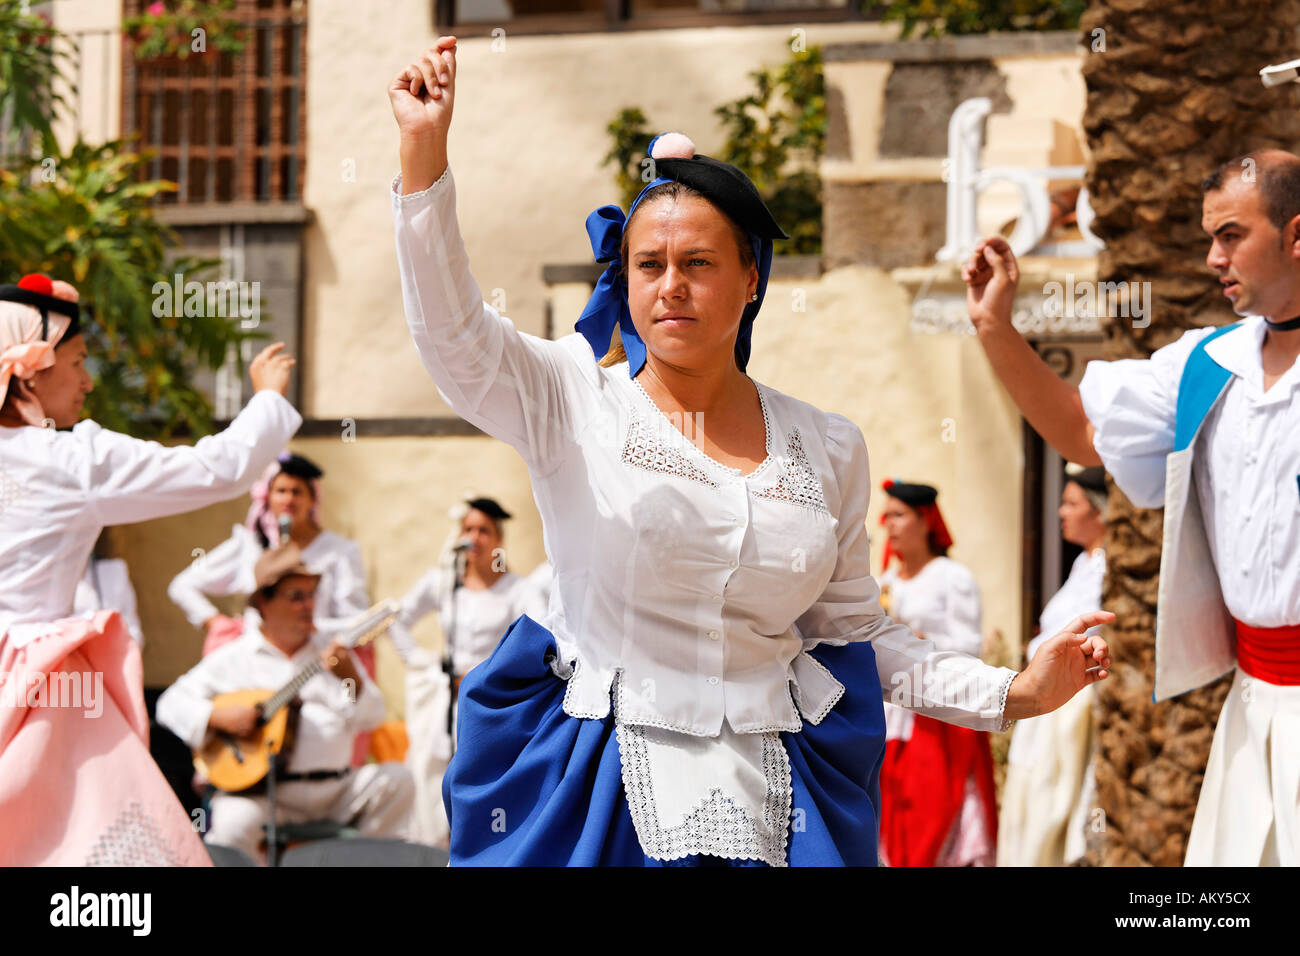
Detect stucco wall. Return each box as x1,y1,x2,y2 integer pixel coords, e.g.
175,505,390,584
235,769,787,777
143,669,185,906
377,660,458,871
300,6,894,418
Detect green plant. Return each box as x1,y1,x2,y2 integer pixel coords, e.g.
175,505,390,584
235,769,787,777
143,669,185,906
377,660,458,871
603,47,826,256
0,141,260,436
0,1,64,155
876,0,1085,39
714,48,825,256
124,0,246,62
604,108,655,211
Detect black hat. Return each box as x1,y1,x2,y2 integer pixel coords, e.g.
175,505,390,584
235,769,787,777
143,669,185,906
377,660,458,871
0,275,81,341
276,453,324,482
466,497,512,522
652,154,789,241
882,479,938,508
1064,464,1106,496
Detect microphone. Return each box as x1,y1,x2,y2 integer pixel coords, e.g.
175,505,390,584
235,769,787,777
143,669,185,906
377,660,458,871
278,513,292,546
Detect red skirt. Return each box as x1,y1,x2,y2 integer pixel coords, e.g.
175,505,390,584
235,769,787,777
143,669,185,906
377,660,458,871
878,713,998,867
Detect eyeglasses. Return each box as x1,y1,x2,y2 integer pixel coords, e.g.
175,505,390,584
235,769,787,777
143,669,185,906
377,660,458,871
276,589,317,605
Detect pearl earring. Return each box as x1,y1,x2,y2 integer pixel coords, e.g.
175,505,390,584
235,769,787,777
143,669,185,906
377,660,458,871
750,293,758,301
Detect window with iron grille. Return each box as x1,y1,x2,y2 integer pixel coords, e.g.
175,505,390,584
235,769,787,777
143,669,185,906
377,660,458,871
437,0,863,34
123,0,307,206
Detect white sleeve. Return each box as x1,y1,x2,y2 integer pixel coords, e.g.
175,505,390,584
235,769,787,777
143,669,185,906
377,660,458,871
939,562,984,659
398,566,450,628
101,560,145,648
341,658,387,732
392,167,593,475
78,390,301,527
315,539,372,638
167,528,252,630
796,414,1015,732
1077,327,1217,508
155,660,222,750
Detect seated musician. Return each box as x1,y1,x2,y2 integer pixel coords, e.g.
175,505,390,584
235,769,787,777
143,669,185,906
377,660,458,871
157,546,414,862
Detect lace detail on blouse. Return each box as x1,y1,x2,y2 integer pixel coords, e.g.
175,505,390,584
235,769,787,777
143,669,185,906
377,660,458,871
615,719,793,867
995,670,1016,733
0,468,30,519
620,412,719,488
753,426,829,514
84,801,184,866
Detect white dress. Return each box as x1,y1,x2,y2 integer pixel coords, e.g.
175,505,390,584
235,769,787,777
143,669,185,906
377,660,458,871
388,566,548,847
997,548,1105,866
878,557,996,867
391,568,547,677
392,166,1018,865
0,390,301,865
1079,318,1300,865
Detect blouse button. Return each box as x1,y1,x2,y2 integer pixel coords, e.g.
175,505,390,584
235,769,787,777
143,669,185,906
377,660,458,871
707,677,719,685
708,630,720,641
728,558,739,570
713,594,724,605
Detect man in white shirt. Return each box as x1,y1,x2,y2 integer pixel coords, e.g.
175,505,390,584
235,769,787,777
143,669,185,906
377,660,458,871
158,547,414,863
962,149,1300,865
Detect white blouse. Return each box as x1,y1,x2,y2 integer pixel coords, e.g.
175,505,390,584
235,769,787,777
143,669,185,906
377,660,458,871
878,557,984,742
1079,317,1300,628
393,168,1015,863
0,390,302,639
168,524,371,639
74,558,145,648
1028,548,1105,663
390,568,547,676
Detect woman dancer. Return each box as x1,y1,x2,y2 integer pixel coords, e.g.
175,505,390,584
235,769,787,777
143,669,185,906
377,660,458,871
0,274,302,865
389,38,1112,866
876,479,997,867
998,466,1107,866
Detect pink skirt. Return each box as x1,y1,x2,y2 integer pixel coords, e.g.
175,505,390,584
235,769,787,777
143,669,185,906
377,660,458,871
0,611,211,866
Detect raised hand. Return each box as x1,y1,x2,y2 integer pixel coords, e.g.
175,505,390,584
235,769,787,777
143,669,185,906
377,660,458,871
390,37,457,192
1004,610,1114,720
248,342,295,396
961,236,1020,332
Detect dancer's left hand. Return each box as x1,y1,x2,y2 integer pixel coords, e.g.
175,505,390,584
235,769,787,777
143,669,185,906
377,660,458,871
1004,610,1113,720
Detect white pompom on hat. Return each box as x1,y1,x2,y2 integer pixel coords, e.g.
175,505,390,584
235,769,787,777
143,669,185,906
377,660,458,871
648,132,696,160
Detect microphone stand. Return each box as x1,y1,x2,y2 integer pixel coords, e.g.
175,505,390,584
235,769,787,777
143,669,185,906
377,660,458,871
443,547,466,758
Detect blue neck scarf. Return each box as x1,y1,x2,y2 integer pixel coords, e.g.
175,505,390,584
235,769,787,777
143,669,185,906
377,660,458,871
574,177,775,377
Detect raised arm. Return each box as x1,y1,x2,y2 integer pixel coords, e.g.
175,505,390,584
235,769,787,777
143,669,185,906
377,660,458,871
963,237,1101,466
388,40,584,472
83,343,302,527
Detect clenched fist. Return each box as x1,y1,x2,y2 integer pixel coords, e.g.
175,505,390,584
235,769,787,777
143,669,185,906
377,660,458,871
390,37,457,193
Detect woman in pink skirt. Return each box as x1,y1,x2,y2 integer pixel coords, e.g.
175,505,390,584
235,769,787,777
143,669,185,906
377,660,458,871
0,274,302,865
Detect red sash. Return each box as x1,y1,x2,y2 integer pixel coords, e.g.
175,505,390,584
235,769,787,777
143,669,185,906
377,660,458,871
1234,619,1300,685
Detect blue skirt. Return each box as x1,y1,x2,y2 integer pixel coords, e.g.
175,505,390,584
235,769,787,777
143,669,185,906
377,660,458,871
442,615,886,866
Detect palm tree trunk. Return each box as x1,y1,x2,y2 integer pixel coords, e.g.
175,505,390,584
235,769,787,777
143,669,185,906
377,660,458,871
1079,0,1300,866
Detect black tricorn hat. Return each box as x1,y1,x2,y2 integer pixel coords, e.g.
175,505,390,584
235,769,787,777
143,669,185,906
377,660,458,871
1064,464,1107,496
277,452,324,482
882,479,939,508
466,497,512,522
652,154,789,242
